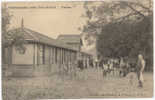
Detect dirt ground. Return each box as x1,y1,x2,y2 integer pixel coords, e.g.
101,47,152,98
2,68,153,100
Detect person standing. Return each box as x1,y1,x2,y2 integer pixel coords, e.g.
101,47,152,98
102,62,108,77
119,58,125,77
136,54,145,88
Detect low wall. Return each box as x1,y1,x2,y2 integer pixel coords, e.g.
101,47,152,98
33,64,60,77
2,64,34,77
2,64,61,77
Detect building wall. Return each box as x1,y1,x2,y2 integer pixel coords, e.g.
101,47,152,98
52,47,55,64
2,46,12,64
34,44,38,65
44,45,50,64
50,47,53,64
37,44,43,64
36,44,53,65
4,42,81,77
12,44,34,65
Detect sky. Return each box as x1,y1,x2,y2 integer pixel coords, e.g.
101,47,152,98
5,2,87,39
4,0,149,39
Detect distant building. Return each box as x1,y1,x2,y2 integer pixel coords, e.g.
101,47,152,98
57,34,94,68
80,33,99,68
57,34,82,51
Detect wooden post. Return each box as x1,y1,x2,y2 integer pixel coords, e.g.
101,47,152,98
9,45,12,66
37,44,39,65
49,47,51,64
33,44,35,69
53,47,54,64
8,46,11,68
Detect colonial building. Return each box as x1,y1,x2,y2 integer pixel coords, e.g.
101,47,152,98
2,21,92,77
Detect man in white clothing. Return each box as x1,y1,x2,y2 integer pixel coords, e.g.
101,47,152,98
137,54,145,88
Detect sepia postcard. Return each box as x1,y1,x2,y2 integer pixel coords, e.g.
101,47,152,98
1,0,153,99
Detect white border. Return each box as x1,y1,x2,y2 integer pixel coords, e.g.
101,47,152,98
1,0,136,2
0,0,154,100
0,0,2,100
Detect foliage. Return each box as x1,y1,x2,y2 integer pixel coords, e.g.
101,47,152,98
2,5,26,53
2,5,12,47
82,0,153,70
97,16,152,58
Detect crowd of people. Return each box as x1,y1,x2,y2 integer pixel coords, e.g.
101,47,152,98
101,57,132,77
60,54,146,88
100,54,145,88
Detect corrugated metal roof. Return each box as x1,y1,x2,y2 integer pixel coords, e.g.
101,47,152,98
8,27,78,51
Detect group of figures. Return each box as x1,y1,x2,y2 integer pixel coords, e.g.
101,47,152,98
59,54,145,87
99,54,146,88
101,57,133,77
59,61,78,77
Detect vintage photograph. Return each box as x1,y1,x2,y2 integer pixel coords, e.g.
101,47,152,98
1,0,153,99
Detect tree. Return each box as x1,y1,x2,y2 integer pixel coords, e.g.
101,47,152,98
82,0,153,70
2,4,27,65
2,4,12,47
2,4,27,47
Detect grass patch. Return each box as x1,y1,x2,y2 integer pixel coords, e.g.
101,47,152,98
2,68,153,99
